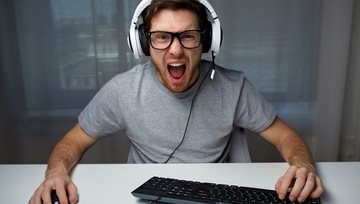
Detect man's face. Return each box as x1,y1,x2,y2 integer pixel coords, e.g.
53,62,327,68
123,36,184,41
149,9,203,93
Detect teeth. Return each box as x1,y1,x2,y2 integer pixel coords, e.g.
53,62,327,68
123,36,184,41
169,63,184,67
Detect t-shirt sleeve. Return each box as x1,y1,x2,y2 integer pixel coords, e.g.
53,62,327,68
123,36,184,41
78,79,123,138
234,77,277,133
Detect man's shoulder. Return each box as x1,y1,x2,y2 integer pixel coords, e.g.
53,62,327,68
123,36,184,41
98,61,153,94
109,61,152,82
120,60,152,76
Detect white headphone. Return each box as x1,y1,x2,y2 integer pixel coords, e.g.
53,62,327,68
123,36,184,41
127,0,222,59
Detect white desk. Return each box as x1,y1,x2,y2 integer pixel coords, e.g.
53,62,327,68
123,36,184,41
0,162,359,203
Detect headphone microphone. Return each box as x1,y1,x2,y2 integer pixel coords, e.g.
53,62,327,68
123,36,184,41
127,0,223,59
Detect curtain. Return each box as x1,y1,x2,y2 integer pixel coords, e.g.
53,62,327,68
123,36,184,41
0,0,359,164
338,0,360,161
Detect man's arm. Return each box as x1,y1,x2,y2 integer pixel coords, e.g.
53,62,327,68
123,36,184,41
29,123,98,204
259,116,324,202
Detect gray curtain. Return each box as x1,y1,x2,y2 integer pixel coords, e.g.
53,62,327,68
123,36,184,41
0,0,359,163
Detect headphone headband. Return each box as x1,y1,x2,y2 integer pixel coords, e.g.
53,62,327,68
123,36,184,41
127,0,222,59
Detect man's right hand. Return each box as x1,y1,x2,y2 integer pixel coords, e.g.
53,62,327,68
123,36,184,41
28,173,78,204
28,124,97,204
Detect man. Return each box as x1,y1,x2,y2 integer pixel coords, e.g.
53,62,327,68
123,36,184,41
29,0,323,203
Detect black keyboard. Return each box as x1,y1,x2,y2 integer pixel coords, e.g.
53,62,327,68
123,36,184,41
132,176,321,204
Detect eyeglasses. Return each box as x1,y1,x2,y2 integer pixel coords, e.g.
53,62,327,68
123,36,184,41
147,30,203,50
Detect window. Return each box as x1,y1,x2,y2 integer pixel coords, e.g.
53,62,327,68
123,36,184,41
12,0,322,114
208,0,321,104
13,0,145,113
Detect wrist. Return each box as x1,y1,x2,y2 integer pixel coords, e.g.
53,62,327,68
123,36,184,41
45,164,69,178
292,162,316,173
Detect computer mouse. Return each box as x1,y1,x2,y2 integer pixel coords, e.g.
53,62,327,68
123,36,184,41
51,190,60,204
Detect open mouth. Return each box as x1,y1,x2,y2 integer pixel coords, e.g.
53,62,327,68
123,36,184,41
168,63,186,80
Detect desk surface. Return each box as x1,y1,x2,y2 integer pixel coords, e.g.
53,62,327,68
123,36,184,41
0,162,359,204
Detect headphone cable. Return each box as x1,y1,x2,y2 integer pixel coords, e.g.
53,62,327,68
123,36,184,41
163,53,216,163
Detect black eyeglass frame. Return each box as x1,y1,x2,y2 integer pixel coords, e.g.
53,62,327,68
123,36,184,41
146,30,204,50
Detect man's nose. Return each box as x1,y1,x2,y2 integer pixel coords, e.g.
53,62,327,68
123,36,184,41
168,37,184,55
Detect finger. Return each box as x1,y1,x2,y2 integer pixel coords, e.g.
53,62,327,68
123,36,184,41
40,186,54,204
275,176,293,194
55,186,69,204
29,186,43,204
67,182,79,204
288,167,308,201
275,176,283,194
294,171,315,202
278,166,297,200
309,176,324,198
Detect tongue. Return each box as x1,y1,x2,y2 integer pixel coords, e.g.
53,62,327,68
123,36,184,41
168,65,185,79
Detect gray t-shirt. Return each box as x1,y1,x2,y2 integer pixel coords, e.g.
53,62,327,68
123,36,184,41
78,60,276,163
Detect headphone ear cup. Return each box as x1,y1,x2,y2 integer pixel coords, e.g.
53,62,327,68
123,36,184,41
202,20,212,53
209,20,223,55
127,25,143,59
139,24,150,56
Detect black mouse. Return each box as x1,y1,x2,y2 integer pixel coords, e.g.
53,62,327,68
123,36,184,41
50,190,60,204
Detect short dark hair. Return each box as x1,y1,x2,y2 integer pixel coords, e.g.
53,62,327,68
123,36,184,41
142,0,209,32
